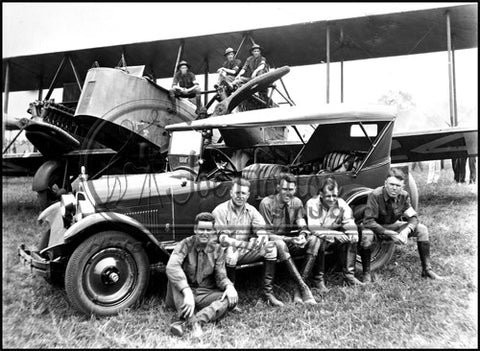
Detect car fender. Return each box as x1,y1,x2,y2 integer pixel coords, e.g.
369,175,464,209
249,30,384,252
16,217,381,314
63,212,162,249
32,159,62,192
38,201,62,224
340,184,373,206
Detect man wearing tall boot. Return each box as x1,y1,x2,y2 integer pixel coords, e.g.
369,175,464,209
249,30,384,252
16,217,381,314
169,60,202,114
305,177,364,289
259,173,319,305
212,178,284,307
361,168,443,282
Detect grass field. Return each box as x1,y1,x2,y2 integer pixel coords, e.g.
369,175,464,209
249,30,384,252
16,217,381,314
2,163,478,348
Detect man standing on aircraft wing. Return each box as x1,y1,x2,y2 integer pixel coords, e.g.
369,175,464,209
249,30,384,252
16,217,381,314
259,173,319,304
305,176,364,288
169,60,202,114
216,47,242,96
360,168,443,282
166,212,238,339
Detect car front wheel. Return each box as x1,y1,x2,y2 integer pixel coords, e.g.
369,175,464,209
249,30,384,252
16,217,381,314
65,231,150,316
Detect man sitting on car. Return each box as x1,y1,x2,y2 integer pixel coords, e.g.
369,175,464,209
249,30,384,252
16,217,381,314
259,173,319,304
360,168,443,282
305,176,364,289
166,212,238,339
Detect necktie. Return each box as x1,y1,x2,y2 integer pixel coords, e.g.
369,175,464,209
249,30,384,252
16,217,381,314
284,204,291,228
196,250,204,285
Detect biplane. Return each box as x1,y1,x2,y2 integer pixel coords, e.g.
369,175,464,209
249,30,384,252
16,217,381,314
3,3,478,207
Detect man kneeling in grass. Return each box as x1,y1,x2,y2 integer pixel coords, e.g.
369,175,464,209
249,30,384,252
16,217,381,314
360,168,443,282
166,212,238,339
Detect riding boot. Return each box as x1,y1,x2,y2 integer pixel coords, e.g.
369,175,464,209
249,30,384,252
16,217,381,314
341,243,364,286
417,241,443,280
263,260,284,307
168,91,177,114
360,246,372,283
311,248,329,293
284,257,317,305
195,94,202,115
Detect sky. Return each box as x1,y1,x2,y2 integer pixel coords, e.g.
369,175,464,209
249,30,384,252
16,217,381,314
2,2,478,143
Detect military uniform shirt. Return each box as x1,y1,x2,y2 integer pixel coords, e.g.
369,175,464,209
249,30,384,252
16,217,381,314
212,200,266,242
172,71,198,89
259,194,307,236
242,55,267,78
363,186,419,235
305,196,357,232
222,59,242,76
166,235,231,293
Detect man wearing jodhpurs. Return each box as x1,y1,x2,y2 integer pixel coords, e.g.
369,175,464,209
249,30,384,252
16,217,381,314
305,176,364,289
360,168,443,282
166,212,238,338
259,173,318,305
212,177,283,307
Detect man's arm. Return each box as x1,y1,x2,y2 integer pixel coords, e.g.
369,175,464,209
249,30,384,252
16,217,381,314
363,193,387,234
214,247,234,290
165,240,191,293
251,62,266,78
402,193,419,233
212,206,248,248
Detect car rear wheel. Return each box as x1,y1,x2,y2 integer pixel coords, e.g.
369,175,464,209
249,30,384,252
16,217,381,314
353,203,395,272
65,231,150,316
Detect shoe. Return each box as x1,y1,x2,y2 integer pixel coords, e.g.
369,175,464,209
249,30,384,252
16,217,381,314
293,287,303,304
231,305,243,313
362,272,372,283
344,275,365,286
264,292,285,307
422,269,444,280
191,321,203,339
170,321,185,337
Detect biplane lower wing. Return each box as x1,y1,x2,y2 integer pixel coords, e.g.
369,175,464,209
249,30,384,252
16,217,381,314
391,127,478,163
2,149,117,177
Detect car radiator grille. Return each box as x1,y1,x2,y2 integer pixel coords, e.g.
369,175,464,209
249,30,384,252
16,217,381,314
123,209,160,234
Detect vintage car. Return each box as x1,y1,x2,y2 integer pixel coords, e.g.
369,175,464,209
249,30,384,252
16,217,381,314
18,103,417,316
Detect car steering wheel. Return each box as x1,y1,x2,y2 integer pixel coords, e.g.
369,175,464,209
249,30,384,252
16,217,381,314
206,148,238,180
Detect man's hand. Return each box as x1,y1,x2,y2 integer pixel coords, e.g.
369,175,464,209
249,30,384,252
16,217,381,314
336,233,350,244
384,229,406,245
181,288,195,319
396,228,410,245
221,284,238,308
292,234,307,247
348,233,358,243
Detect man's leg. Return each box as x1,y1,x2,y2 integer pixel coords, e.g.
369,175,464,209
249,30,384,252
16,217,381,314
168,89,178,114
458,157,467,183
468,157,476,184
166,281,191,337
410,224,443,280
359,227,375,283
337,240,364,286
276,240,317,305
237,242,284,307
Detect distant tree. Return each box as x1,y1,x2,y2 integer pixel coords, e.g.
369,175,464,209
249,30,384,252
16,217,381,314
378,90,416,112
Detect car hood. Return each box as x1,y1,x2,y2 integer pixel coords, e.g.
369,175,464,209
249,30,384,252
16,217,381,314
83,172,217,205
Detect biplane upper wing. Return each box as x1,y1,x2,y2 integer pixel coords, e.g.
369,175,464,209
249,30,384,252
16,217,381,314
391,127,478,163
3,4,476,92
